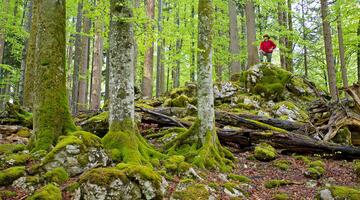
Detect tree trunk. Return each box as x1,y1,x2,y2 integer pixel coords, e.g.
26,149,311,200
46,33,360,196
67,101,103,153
105,49,110,101
19,0,33,105
173,5,181,89
23,0,37,108
245,0,258,68
228,0,241,79
78,16,91,111
286,0,293,72
337,12,348,95
32,0,76,151
278,2,286,69
190,4,196,82
320,0,338,101
357,19,360,83
71,1,83,114
156,0,165,97
301,0,308,77
142,0,155,99
90,10,103,110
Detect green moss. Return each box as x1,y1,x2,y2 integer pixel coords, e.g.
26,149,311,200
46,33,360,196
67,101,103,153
208,182,220,189
224,182,239,193
87,111,109,122
4,153,32,166
102,119,164,165
274,159,291,171
274,101,309,121
328,185,360,200
353,160,360,178
309,160,325,168
17,128,31,138
79,167,128,186
163,155,191,173
0,144,26,155
264,179,293,189
44,167,69,184
0,166,26,186
172,184,209,200
254,143,277,161
247,119,288,133
27,184,62,200
116,163,161,185
332,127,352,145
228,174,251,183
0,190,16,199
294,155,311,164
273,193,289,200
170,87,192,98
246,64,292,100
165,119,234,172
305,166,325,179
65,182,80,192
164,95,190,107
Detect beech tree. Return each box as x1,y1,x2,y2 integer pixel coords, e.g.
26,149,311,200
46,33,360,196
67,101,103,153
31,0,76,151
164,0,234,171
102,0,161,164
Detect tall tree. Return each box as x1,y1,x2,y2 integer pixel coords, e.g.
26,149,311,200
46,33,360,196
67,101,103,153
31,0,76,151
228,0,241,80
78,16,91,111
90,2,103,110
278,1,287,69
165,0,233,171
102,0,162,165
320,0,338,101
245,0,258,68
173,4,181,89
142,0,155,98
156,0,165,97
71,1,83,114
357,19,360,83
286,0,293,71
336,9,348,95
301,0,308,77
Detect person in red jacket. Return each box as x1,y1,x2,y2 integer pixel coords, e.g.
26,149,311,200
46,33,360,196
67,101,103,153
259,34,276,63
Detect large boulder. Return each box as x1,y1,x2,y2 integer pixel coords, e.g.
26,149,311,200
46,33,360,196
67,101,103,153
79,164,166,200
40,131,109,176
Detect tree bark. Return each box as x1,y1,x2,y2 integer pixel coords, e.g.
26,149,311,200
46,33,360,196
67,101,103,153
336,12,348,95
286,0,293,72
155,0,165,97
320,0,338,101
190,4,196,82
90,9,103,110
301,0,308,77
78,16,91,111
32,0,76,151
23,0,37,108
228,0,241,79
105,49,110,101
71,1,83,114
278,2,286,69
357,19,360,84
245,0,258,68
173,5,181,89
142,0,155,98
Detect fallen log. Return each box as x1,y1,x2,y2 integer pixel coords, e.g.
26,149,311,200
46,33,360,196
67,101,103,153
218,129,360,159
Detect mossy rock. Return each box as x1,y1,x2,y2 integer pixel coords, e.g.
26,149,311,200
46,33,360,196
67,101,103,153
317,186,360,200
17,127,32,138
273,192,289,200
244,64,292,100
169,85,196,99
0,166,26,186
274,159,291,171
80,165,164,200
304,166,325,179
44,167,69,184
264,179,293,189
332,127,352,145
0,143,26,155
41,131,108,176
273,101,309,122
254,143,277,161
27,184,62,200
228,174,251,183
164,155,191,174
286,76,315,98
80,112,109,137
172,183,209,200
164,95,190,107
2,153,32,167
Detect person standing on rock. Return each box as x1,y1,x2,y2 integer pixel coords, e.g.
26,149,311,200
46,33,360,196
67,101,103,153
259,34,276,63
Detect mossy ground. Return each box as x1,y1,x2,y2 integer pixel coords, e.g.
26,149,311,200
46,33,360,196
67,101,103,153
0,166,25,186
44,167,69,184
27,184,62,200
254,143,277,161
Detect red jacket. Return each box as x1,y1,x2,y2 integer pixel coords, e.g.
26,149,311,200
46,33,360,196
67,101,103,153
260,40,276,53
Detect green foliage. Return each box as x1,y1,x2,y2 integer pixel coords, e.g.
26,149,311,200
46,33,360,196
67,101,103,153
0,143,26,155
228,174,251,183
327,186,360,200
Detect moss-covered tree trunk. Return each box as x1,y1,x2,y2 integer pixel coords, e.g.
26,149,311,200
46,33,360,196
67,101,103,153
103,0,162,164
165,0,233,172
31,0,76,151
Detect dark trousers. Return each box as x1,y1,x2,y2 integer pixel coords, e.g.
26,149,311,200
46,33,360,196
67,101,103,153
259,51,272,62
